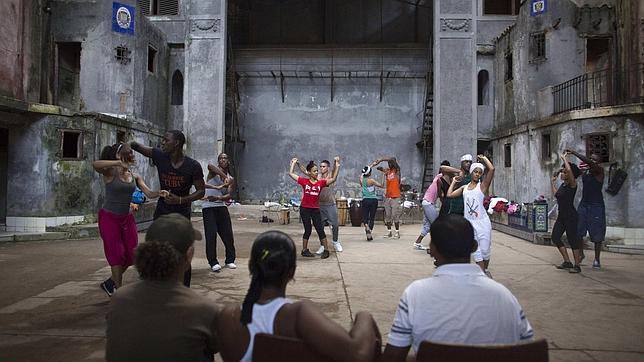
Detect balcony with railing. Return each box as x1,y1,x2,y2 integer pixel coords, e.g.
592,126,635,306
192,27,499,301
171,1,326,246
552,63,644,114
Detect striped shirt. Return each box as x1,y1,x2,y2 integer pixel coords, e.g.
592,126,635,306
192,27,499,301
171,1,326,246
387,263,533,351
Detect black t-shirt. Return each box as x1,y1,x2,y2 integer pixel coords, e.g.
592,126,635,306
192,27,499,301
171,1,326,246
152,148,204,215
555,183,577,218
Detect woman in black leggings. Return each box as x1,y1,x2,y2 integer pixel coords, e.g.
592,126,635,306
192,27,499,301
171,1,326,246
551,152,583,273
288,157,340,259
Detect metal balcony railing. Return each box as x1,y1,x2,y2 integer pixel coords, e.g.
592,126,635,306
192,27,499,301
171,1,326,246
552,63,644,114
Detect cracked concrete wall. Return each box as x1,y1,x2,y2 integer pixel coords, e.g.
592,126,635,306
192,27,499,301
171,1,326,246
233,49,426,202
50,0,169,127
3,111,162,217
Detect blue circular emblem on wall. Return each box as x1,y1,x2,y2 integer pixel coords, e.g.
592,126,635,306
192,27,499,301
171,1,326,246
116,6,132,29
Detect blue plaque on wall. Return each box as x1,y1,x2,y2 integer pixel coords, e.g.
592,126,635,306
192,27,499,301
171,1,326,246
533,204,548,232
112,2,135,35
530,0,547,16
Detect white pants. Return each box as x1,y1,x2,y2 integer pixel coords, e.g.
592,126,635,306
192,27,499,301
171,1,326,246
470,219,492,262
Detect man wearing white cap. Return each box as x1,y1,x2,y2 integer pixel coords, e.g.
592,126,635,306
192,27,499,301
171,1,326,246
439,154,473,216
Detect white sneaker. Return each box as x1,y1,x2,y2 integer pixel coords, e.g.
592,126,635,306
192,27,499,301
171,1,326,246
333,241,343,252
225,263,237,269
384,231,393,238
315,246,325,255
394,231,400,239
211,264,222,272
413,243,427,250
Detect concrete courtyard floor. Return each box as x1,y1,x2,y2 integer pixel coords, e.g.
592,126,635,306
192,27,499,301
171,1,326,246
1,218,643,361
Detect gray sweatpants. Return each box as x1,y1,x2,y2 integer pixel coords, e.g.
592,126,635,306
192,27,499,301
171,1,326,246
319,204,339,242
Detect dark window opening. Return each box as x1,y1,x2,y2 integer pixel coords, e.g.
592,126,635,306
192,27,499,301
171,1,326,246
504,52,513,82
147,45,157,73
530,32,546,62
56,42,82,110
586,38,611,73
138,0,179,16
586,133,610,163
115,45,131,65
478,70,489,105
541,133,551,160
484,0,521,15
171,70,184,105
504,143,512,167
61,130,83,159
117,130,126,144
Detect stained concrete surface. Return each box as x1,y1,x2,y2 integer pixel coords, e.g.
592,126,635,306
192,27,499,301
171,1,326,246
0,219,643,361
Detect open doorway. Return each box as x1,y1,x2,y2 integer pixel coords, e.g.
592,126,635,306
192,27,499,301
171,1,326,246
0,128,8,224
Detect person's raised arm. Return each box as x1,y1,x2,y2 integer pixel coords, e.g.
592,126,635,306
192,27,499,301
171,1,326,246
551,171,559,195
326,157,341,185
446,176,464,198
564,148,593,166
288,158,299,181
92,160,125,175
295,301,381,362
368,178,384,188
129,141,153,158
207,163,229,180
561,152,576,188
296,161,307,174
479,155,495,194
439,165,461,175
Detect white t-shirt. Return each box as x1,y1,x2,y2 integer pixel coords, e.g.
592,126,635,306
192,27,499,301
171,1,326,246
387,263,533,351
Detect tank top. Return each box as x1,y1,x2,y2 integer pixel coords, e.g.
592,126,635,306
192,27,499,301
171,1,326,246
362,177,377,199
555,183,577,218
462,182,489,224
581,172,604,206
240,297,292,362
385,170,401,198
103,175,136,215
202,174,228,208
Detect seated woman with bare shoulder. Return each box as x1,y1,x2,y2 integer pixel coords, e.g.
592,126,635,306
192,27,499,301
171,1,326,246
216,231,382,362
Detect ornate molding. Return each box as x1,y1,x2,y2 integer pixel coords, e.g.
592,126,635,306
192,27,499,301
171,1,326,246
190,18,221,37
440,18,470,33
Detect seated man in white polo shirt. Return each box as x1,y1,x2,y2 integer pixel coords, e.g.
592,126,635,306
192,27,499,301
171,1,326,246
382,214,533,361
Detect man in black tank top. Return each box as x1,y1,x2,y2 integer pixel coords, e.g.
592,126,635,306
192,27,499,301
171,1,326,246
130,130,205,286
566,149,606,269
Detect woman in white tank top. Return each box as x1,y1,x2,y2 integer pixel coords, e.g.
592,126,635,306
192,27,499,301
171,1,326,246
447,155,495,276
215,231,381,362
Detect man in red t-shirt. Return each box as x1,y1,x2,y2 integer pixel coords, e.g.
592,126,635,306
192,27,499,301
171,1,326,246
288,157,340,259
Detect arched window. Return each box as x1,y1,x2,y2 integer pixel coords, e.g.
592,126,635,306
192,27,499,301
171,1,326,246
171,70,183,105
478,70,489,105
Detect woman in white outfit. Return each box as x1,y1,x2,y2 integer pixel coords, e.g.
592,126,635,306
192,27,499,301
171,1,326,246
447,155,495,275
215,231,381,362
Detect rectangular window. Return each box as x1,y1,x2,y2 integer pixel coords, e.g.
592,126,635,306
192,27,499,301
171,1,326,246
586,133,610,163
56,42,82,109
138,0,179,16
147,45,157,73
541,133,551,160
504,143,512,167
484,0,521,15
504,52,513,82
60,130,83,160
530,32,546,62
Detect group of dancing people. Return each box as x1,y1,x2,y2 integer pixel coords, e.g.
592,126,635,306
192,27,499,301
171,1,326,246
93,130,237,296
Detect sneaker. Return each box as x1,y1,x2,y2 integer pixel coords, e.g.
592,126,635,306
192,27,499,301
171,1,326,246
225,263,237,269
394,231,400,239
333,241,343,252
100,278,116,297
555,261,574,270
366,229,373,241
211,264,222,272
485,270,493,279
320,250,330,259
569,265,582,273
413,243,427,250
384,231,393,238
592,260,601,269
301,249,315,257
315,246,325,255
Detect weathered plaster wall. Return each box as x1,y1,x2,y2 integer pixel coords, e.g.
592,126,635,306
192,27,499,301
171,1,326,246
50,0,168,127
491,115,643,229
3,111,162,217
233,49,427,201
